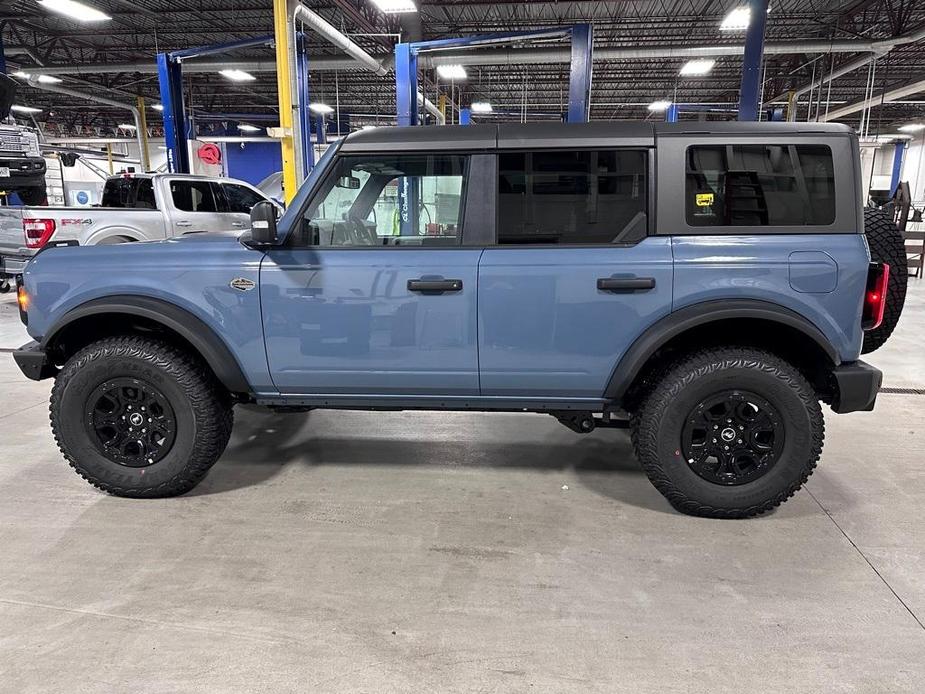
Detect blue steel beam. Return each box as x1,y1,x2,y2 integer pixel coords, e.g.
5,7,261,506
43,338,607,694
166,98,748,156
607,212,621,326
665,104,680,123
297,33,314,171
567,24,593,123
168,35,274,62
890,141,905,195
395,42,418,126
157,53,190,173
459,108,471,125
737,0,769,121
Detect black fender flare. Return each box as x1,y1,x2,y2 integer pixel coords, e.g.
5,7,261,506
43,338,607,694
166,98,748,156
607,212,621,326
604,299,838,402
43,295,252,395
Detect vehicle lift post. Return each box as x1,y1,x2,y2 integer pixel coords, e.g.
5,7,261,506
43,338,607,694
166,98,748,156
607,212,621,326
394,25,594,127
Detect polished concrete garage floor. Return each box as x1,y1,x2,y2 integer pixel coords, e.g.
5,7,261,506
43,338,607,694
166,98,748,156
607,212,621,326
0,284,924,693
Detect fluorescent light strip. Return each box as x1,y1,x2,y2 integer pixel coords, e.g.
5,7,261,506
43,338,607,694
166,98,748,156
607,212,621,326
720,7,751,31
219,69,256,82
648,100,673,112
680,59,715,76
436,64,467,80
38,0,111,22
237,124,261,132
309,103,335,114
370,0,418,13
470,102,493,114
11,105,43,114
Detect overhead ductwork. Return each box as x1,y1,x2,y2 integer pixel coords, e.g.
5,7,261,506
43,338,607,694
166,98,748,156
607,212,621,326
25,78,148,168
292,4,389,77
818,78,925,122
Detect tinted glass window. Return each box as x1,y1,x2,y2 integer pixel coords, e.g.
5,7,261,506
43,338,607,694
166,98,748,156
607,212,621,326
101,178,140,208
223,183,265,213
135,178,156,209
497,150,647,245
686,144,836,226
171,180,218,212
296,154,468,247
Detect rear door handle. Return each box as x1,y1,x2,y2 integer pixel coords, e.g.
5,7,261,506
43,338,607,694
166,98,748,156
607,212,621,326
407,278,463,293
175,220,192,227
597,277,656,292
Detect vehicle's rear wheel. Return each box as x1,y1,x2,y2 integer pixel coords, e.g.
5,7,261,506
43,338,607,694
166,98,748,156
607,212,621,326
631,347,824,518
50,336,233,497
863,207,907,353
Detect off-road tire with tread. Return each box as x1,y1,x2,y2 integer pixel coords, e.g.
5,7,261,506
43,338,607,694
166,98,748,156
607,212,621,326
50,336,233,497
862,207,907,353
632,347,824,519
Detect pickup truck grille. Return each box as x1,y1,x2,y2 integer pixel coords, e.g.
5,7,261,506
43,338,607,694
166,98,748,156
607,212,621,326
0,133,27,154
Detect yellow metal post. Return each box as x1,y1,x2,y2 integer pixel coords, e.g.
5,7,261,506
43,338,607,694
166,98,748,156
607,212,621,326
136,96,151,171
438,94,448,124
274,0,297,205
106,144,113,174
786,89,797,122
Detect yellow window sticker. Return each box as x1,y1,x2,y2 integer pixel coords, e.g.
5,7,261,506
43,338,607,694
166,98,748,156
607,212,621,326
695,193,714,207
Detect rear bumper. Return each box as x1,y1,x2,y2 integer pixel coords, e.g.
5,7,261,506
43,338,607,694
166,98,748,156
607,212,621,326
831,360,882,413
13,341,57,381
1,254,30,277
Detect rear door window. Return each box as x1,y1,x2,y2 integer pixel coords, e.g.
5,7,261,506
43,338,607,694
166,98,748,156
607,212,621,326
686,144,835,226
497,149,647,244
170,180,219,213
222,183,266,213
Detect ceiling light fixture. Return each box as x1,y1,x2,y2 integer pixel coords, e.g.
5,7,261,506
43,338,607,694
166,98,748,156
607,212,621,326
470,102,493,114
10,105,43,114
38,0,111,22
369,0,418,13
309,102,335,115
720,7,751,31
436,64,467,80
680,59,716,76
237,124,261,132
898,123,925,133
13,71,62,84
219,69,256,82
648,100,673,112
151,104,164,111
117,123,137,130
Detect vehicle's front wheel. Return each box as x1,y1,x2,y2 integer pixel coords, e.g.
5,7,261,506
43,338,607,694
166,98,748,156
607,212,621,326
50,336,233,497
632,348,824,518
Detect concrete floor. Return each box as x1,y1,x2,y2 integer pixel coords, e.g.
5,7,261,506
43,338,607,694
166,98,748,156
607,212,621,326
0,283,924,694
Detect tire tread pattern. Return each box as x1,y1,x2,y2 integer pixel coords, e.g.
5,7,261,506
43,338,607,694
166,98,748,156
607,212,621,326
50,336,233,497
863,208,907,354
631,347,824,519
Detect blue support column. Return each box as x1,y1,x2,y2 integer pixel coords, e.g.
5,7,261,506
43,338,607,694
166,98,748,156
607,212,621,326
296,34,314,172
395,43,419,126
737,0,769,121
665,104,680,123
156,53,190,173
459,108,472,125
0,32,6,74
567,23,593,123
890,141,905,195
315,115,326,145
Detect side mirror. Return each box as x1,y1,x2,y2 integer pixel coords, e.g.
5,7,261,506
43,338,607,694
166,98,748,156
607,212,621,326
250,200,278,244
336,175,361,190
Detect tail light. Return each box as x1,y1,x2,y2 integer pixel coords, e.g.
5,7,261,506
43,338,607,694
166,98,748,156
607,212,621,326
23,218,56,249
862,262,890,331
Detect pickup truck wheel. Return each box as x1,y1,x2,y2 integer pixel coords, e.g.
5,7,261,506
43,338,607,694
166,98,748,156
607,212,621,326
631,348,824,519
862,207,907,353
50,336,233,497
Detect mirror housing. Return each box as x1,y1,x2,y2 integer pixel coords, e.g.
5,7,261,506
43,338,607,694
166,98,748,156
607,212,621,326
249,200,278,245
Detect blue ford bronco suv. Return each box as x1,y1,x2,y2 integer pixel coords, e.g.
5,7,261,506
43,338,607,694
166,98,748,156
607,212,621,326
13,122,907,518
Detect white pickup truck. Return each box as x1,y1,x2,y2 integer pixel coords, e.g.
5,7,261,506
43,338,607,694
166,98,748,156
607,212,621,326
0,172,278,289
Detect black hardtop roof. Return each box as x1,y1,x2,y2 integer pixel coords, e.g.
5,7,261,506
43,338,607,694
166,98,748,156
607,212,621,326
338,121,854,152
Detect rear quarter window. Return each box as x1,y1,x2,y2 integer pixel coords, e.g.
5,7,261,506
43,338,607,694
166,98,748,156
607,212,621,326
686,144,835,227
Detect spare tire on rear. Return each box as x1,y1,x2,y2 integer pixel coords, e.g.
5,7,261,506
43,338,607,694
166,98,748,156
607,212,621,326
862,207,907,354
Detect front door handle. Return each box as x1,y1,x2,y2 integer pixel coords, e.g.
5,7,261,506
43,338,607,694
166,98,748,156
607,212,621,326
231,221,245,228
175,220,193,227
407,278,463,293
597,276,656,292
